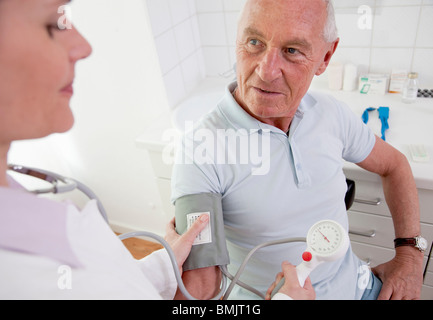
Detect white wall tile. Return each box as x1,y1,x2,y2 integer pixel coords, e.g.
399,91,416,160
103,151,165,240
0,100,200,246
191,16,202,50
225,12,240,47
163,66,186,107
187,0,196,16
370,48,413,74
372,6,420,47
416,6,433,47
335,8,373,47
333,0,375,8
412,49,433,86
332,47,371,70
195,0,223,12
168,0,192,25
197,13,227,46
146,0,172,36
376,0,422,6
154,29,180,75
223,0,247,12
202,47,230,77
181,51,205,93
174,19,196,61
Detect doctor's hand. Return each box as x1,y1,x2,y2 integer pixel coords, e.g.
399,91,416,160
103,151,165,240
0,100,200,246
165,215,209,274
265,262,316,300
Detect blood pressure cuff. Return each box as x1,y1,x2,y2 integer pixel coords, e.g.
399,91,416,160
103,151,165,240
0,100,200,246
175,193,230,271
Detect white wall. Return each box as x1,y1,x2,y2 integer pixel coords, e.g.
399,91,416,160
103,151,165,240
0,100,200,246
146,0,433,107
146,0,206,108
9,0,172,236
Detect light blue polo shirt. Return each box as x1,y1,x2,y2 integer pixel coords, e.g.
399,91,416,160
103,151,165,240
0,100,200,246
171,81,376,299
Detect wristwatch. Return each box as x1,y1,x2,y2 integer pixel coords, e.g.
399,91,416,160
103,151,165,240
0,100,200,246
394,236,428,253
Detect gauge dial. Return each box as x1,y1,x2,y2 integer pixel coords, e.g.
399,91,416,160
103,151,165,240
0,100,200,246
306,220,349,260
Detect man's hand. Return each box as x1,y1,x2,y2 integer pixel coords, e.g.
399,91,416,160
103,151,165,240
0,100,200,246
372,246,423,300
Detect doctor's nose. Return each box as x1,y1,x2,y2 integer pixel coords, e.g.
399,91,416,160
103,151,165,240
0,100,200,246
68,25,93,63
255,48,283,83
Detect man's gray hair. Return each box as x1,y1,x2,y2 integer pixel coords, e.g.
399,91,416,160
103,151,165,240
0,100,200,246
323,0,339,42
238,0,339,43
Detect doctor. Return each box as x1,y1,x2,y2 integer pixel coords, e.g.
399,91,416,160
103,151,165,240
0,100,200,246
0,0,313,300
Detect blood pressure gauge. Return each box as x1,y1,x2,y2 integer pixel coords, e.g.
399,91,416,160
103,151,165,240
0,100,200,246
306,220,349,261
272,220,350,296
296,220,350,286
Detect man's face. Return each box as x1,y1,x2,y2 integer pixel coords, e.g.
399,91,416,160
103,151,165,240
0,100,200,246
234,0,338,130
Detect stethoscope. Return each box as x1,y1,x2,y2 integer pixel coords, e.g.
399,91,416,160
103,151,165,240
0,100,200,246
7,164,109,223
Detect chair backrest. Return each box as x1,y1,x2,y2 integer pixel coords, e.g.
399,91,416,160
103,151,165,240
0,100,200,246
345,179,356,211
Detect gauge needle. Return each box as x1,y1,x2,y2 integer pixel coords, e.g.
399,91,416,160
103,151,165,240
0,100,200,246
319,230,330,243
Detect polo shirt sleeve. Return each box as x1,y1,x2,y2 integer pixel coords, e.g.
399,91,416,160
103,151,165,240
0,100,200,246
171,129,222,203
170,129,231,271
337,100,376,164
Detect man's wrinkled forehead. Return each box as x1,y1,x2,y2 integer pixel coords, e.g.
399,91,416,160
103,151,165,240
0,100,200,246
237,0,328,42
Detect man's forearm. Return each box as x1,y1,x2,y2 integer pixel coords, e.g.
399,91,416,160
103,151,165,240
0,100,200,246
380,153,420,239
174,266,221,300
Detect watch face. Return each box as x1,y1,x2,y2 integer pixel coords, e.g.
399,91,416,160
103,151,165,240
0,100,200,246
417,237,428,251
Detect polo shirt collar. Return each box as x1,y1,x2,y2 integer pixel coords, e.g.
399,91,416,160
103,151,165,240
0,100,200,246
218,81,317,135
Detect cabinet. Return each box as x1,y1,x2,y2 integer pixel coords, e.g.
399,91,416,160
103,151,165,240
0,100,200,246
344,167,433,300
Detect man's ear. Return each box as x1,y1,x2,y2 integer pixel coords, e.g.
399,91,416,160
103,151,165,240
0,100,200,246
315,38,339,76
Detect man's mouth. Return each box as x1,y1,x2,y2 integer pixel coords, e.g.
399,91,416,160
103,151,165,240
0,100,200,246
255,87,281,95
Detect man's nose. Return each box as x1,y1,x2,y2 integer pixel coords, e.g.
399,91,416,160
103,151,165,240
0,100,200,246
255,48,283,83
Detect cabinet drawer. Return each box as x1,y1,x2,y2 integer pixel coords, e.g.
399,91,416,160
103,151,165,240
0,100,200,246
424,271,433,287
348,211,433,253
351,241,428,275
345,174,433,224
419,188,433,224
349,179,390,217
351,241,395,267
422,257,432,286
427,257,433,273
421,285,433,300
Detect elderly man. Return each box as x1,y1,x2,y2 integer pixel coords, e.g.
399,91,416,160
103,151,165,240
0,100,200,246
172,0,423,300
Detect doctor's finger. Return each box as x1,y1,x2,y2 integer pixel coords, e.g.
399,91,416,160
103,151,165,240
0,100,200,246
181,214,210,245
164,218,178,241
281,262,301,287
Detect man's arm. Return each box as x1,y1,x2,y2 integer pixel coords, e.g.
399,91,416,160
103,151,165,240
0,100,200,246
174,267,221,300
356,136,423,300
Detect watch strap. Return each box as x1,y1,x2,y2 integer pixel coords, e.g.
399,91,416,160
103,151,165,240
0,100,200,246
394,237,417,248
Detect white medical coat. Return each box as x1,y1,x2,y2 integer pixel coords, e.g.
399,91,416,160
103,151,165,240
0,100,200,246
0,178,177,300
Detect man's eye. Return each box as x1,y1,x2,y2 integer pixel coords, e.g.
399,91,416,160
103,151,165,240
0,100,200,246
249,39,260,46
287,48,298,54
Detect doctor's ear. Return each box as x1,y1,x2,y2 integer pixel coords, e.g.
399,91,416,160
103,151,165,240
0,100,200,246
315,38,339,76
